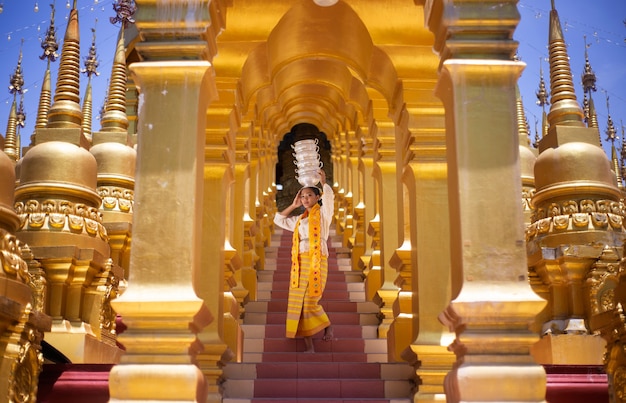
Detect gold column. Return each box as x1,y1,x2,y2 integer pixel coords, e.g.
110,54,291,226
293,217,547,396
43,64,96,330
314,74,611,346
423,0,547,400
436,58,546,403
371,122,401,338
109,61,213,402
200,164,232,401
348,128,365,270
388,73,455,399
204,83,244,367
333,130,348,238
359,131,377,288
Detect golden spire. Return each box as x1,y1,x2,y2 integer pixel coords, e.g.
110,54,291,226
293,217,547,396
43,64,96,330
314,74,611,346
34,68,52,131
82,81,94,141
581,36,601,144
15,94,26,158
82,27,100,142
3,99,18,161
535,59,549,139
586,93,601,143
4,45,25,161
604,93,622,187
516,86,531,147
533,118,540,148
547,0,585,128
100,25,128,133
47,0,83,129
102,0,136,134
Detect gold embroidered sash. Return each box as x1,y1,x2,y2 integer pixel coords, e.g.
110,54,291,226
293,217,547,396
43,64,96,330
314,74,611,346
290,203,323,297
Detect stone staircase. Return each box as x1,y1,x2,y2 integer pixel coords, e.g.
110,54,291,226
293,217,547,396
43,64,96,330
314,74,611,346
222,227,416,402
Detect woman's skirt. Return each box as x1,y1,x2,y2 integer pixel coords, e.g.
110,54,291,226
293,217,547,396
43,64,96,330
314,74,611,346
285,253,330,338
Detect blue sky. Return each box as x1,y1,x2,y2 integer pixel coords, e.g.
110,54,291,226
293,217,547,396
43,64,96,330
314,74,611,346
0,0,119,146
0,0,624,157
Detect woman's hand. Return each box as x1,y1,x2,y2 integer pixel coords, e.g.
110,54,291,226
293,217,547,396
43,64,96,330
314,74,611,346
291,189,303,208
319,169,327,185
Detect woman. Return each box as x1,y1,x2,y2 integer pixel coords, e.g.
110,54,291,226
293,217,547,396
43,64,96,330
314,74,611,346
273,169,334,353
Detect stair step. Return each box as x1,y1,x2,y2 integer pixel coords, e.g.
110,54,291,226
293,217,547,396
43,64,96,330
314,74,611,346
245,312,380,326
223,378,414,400
245,300,379,314
224,362,415,380
242,323,378,339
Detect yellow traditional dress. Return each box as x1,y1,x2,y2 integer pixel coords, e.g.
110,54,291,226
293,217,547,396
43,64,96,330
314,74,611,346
273,183,334,338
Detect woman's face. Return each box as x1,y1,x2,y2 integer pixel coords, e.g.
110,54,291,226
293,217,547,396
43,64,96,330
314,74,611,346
300,188,320,209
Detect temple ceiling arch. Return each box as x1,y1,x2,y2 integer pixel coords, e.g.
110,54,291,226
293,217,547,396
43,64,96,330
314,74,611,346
124,1,437,145
231,0,405,142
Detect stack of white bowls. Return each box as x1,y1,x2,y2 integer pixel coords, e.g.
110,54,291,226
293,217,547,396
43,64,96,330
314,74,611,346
292,139,323,187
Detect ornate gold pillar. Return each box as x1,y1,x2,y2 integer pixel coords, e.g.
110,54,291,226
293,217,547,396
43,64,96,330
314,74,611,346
201,163,233,400
359,131,377,289
387,74,455,399
423,1,547,401
371,121,401,338
333,130,349,238
109,61,213,402
339,130,355,248
348,127,366,269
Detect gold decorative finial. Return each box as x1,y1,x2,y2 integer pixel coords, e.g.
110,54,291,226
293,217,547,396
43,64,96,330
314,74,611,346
581,35,600,145
606,95,622,188
8,41,25,95
535,59,549,109
99,80,108,123
17,93,26,129
82,26,100,79
31,3,58,145
40,3,59,63
581,37,597,94
47,3,82,128
81,25,99,142
110,0,136,27
605,92,617,146
547,0,585,127
533,118,540,148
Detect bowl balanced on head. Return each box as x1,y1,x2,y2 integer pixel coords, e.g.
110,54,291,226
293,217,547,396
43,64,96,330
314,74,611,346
292,139,323,186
